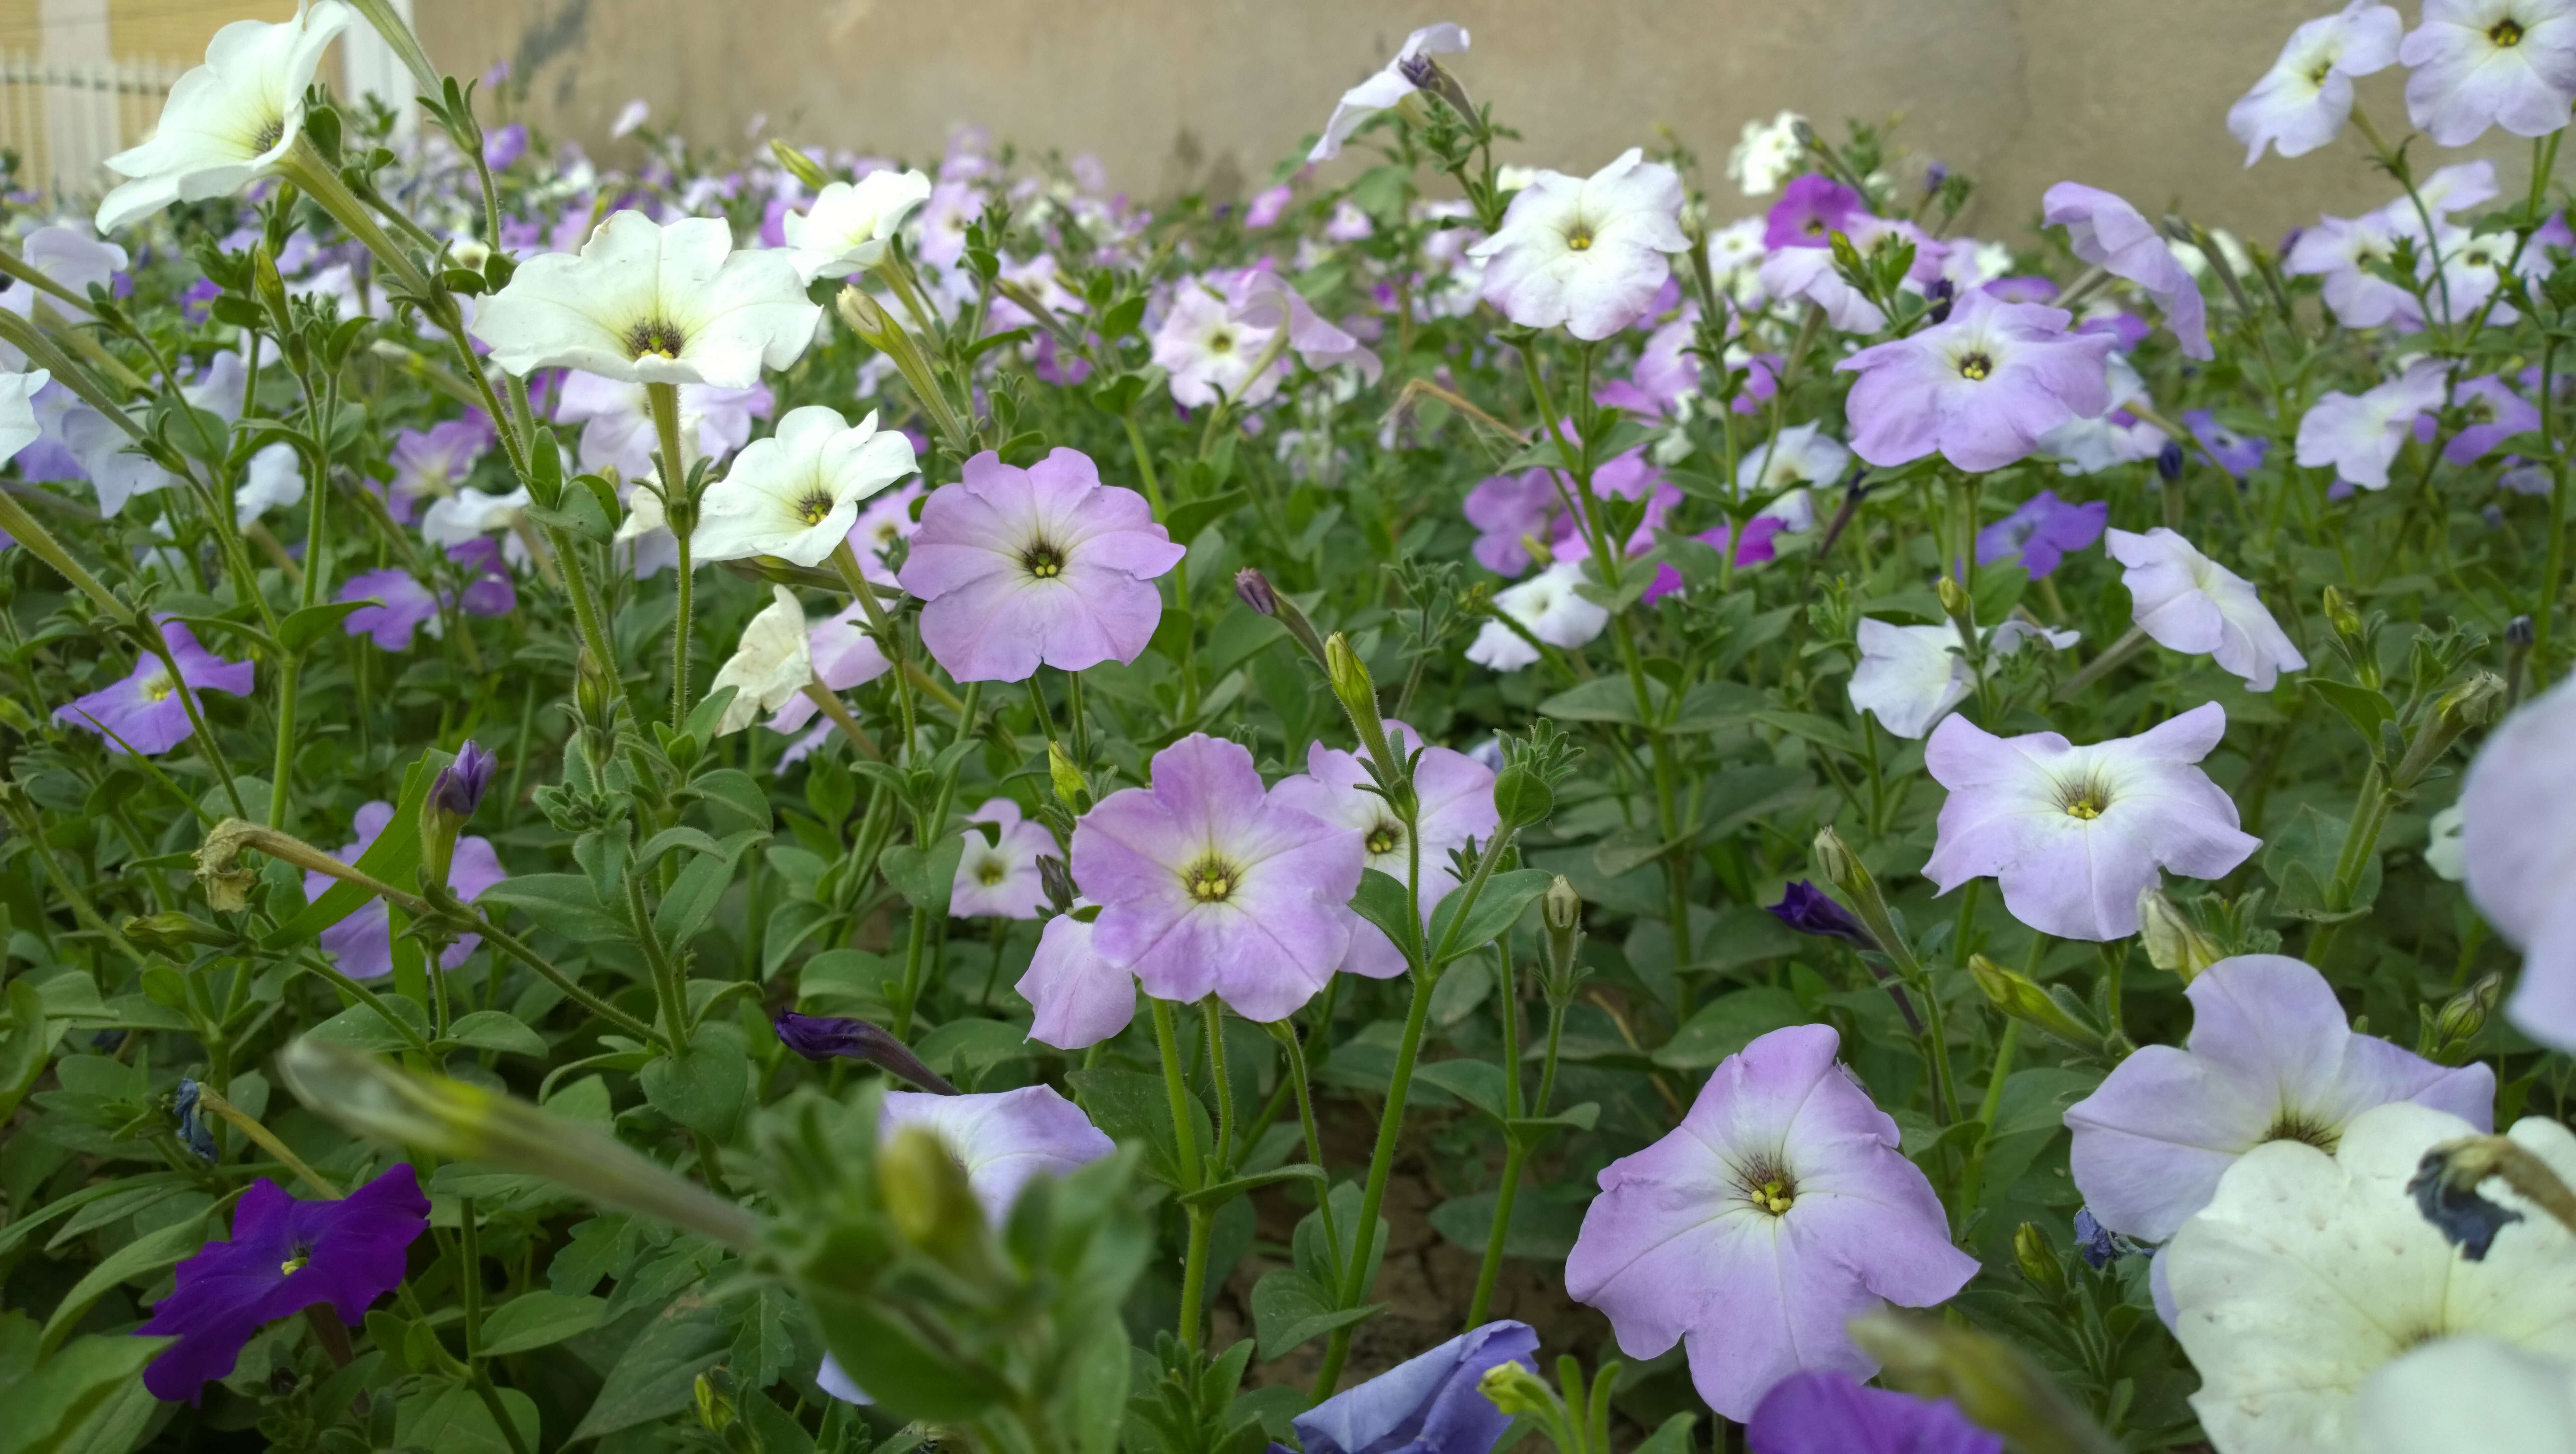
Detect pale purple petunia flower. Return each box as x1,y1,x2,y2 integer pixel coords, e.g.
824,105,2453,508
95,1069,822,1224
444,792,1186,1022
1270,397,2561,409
483,121,528,172
914,178,983,268
2462,674,2576,1051
2426,374,2542,463
338,568,442,650
1747,1370,2002,1454
2228,3,2404,165
2064,954,2494,1245
2294,360,2448,490
1763,174,1870,250
951,797,1055,920
1244,183,1293,229
450,538,517,618
845,480,925,587
387,415,496,522
1758,217,1946,333
1069,733,1364,1023
1308,23,1470,162
2108,527,2308,691
1837,289,2116,473
1468,148,1690,340
1153,274,1285,409
1016,904,1137,1050
1565,1023,1980,1422
1291,1320,1537,1454
54,619,254,755
303,801,506,980
1923,703,2260,941
2181,409,2270,478
1640,518,1789,603
1273,723,1499,979
1463,469,1558,576
1976,489,2106,579
2400,0,2576,146
896,447,1185,683
2285,212,2424,331
2043,183,2212,359
1232,269,1383,385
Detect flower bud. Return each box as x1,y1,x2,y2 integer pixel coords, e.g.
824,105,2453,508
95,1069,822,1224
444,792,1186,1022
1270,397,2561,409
2155,441,2184,484
1237,567,1329,666
1540,875,1585,998
2508,614,2537,649
251,243,290,323
1475,1361,1562,1422
2433,971,2502,1051
772,1009,959,1094
834,285,892,342
2013,1222,2064,1298
1766,880,1879,951
123,911,236,954
2136,888,2222,982
2396,671,2507,787
2323,585,2363,641
1812,826,1864,900
1038,854,1075,914
1324,632,1399,780
1934,574,1973,632
693,1371,739,1434
1047,739,1088,811
879,1124,983,1262
1850,1311,2118,1454
172,1077,218,1161
1233,566,1277,616
421,740,497,891
1969,955,2105,1053
768,137,830,191
1396,53,1479,126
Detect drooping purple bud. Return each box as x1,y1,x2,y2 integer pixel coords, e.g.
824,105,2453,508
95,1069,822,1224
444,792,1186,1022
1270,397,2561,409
2155,441,2185,484
1923,160,1951,196
1765,880,1880,951
2509,614,2537,648
772,1010,959,1094
1923,278,1955,326
430,741,498,820
2408,1152,2524,1261
1234,566,1278,616
1397,52,1441,89
1038,854,1075,915
2072,1208,2127,1270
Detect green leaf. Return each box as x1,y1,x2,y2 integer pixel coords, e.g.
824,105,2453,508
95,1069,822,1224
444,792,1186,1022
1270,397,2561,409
39,1213,207,1349
729,1285,798,1389
1164,488,1249,545
640,1035,747,1139
914,1018,1035,1079
1632,1412,1702,1454
1248,1268,1380,1362
1427,868,1551,961
277,599,374,654
1180,1163,1326,1210
690,768,775,836
1426,1185,1588,1261
475,874,633,942
1652,988,1810,1070
306,994,432,1054
475,1291,610,1355
1538,676,1651,727
569,1302,732,1441
1348,869,1421,964
440,1010,546,1058
1,1330,166,1454
2304,677,2395,749
265,747,450,949
2263,802,2383,921
880,835,966,914
397,1382,539,1454
1070,1320,1130,1454
653,851,734,945
634,826,724,871
1068,1066,1209,1189
1411,1060,1510,1120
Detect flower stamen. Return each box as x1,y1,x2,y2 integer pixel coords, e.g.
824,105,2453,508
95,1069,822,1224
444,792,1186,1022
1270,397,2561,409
2491,17,2527,46
1022,541,1068,579
625,320,687,360
1958,351,1994,382
1732,1157,1799,1217
1182,854,1242,903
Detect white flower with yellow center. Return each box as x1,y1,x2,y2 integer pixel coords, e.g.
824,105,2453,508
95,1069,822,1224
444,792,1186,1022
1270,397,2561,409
781,169,934,283
691,405,918,567
471,211,820,388
705,586,815,736
94,0,352,234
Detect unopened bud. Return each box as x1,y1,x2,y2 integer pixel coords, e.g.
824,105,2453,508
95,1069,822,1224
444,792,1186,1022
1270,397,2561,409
2437,671,2508,731
2434,971,2502,1050
2323,585,2363,640
123,911,235,954
768,137,830,191
834,285,892,341
1851,1311,2118,1454
2155,441,2184,484
1233,566,1277,616
2136,888,2223,982
1969,954,2105,1053
2396,671,2507,787
421,740,496,890
251,243,289,321
1047,739,1087,810
1475,1361,1561,1421
1038,854,1075,915
1396,53,1478,126
1540,874,1584,996
1935,574,1973,630
1324,633,1398,779
2014,1222,2065,1298
1812,826,1865,901
693,1372,738,1434
1238,567,1329,666
880,1124,983,1262
574,647,614,725
2507,614,2537,649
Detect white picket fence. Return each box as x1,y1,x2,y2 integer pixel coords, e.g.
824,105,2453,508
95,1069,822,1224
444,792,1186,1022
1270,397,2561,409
0,53,188,204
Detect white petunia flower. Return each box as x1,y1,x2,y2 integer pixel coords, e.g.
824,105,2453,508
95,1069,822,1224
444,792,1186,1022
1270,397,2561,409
232,442,304,528
2166,1103,2576,1454
1734,421,1848,531
2400,0,2576,146
0,224,128,367
781,169,934,283
1465,559,1610,671
0,369,45,465
705,586,814,735
1848,618,2081,739
691,405,918,567
1725,110,1809,196
471,211,820,388
2107,527,2307,691
1467,149,1689,340
1308,23,1470,162
1150,277,1280,408
421,484,533,569
2229,3,2405,164
2426,803,2467,882
94,0,352,234
2355,1336,2576,1454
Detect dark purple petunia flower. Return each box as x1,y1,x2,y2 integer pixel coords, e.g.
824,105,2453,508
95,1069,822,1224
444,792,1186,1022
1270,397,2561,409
431,741,498,819
1974,489,2107,579
2180,410,2269,480
1284,1320,1538,1454
137,1165,429,1404
1765,174,1870,251
772,1009,960,1094
1766,880,1879,950
1747,1370,2001,1454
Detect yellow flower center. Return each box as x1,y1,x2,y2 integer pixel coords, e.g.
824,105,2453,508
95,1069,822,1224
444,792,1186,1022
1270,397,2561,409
1737,1160,1798,1217
252,117,286,154
1021,541,1067,579
1364,823,1401,856
1208,332,1234,354
1565,223,1595,252
975,857,1007,886
2064,794,2106,820
1183,855,1242,903
796,491,836,527
1958,351,1994,382
142,670,178,703
279,1255,308,1276
2492,16,2527,46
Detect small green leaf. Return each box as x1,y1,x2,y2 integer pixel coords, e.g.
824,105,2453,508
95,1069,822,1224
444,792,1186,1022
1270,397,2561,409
475,1291,609,1356
1426,868,1551,962
879,835,965,914
1163,488,1249,545
476,874,634,942
278,599,375,654
441,1010,546,1058
1248,1268,1380,1362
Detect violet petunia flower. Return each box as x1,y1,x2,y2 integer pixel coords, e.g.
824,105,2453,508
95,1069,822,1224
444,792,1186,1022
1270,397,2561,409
2042,183,2212,359
137,1165,429,1403
429,741,498,820
1016,905,1138,1050
1273,723,1499,979
54,619,254,755
771,1009,957,1093
896,448,1185,683
304,801,505,980
1747,1370,2002,1454
2064,954,2494,1245
1566,1024,1979,1422
337,568,442,650
878,1086,1115,1223
1463,468,1559,577
1765,881,1878,950
2108,527,2308,691
1640,518,1787,603
2296,360,2449,491
1922,703,2260,942
2462,675,2576,1051
951,797,1055,920
450,538,517,618
482,121,528,172
2228,3,2404,165
2400,0,2576,146
1763,174,1870,250
1289,1320,1538,1454
1070,733,1365,1023
2181,409,2269,478
2431,374,2542,463
1836,289,2116,473
1232,269,1383,386
1976,489,2106,579
172,1077,217,1161
1759,216,1946,333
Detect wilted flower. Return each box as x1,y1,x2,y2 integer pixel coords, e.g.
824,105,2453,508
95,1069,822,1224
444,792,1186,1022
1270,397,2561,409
1837,289,2116,472
305,801,505,978
1069,733,1365,1022
781,169,933,282
2042,183,2211,358
2295,361,2449,490
2108,527,2308,691
472,211,820,387
692,405,917,567
1923,703,2260,941
1566,1024,1979,1421
1274,722,1500,977
1293,1321,1538,1454
137,1164,429,1403
1977,489,2106,579
1465,559,1610,671
950,798,1054,920
94,1,353,233
1746,1370,2002,1454
1308,23,1471,162
2065,954,2494,1245
896,447,1184,682
2229,3,2404,163
705,586,814,735
2400,0,2576,145
2461,676,2576,1051
55,620,254,756
1468,148,1689,340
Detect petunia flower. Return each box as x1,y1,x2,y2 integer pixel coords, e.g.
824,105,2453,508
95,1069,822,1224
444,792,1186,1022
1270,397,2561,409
1069,733,1365,1023
896,447,1185,683
305,801,504,979
1231,270,1383,386
421,484,533,568
1640,518,1789,602
1764,881,1878,951
1468,149,1690,340
471,211,820,388
1465,559,1610,671
337,568,442,650
2107,527,2308,691
2164,1103,2576,1452
54,619,254,756
1463,469,1558,576
1758,216,1947,333
0,225,127,370
610,97,649,138
912,178,984,268
556,372,770,480
2428,374,2542,463
2399,0,2576,146
2064,954,2494,1245
781,169,933,282
2181,409,2270,478
1,368,46,463
1922,703,2260,941
449,538,517,618
1837,289,2116,473
763,599,890,735
1565,1023,1980,1422
136,1164,429,1403
2351,1336,2576,1454
1291,1321,1538,1454
691,405,917,567
771,1010,956,1093
2042,183,2211,359
1308,22,1471,162
1848,619,2080,740
1735,421,1850,531
2294,361,2448,489
1763,175,1870,250
94,1,353,233
232,442,303,528
2229,3,2405,164
1273,723,1499,979
1015,905,1138,1049
1152,275,1283,408
951,798,1055,920
2285,212,2426,331
1727,110,1809,197
845,480,925,586
386,415,496,522
1977,489,2106,578
2461,675,2576,1051
1747,1370,2002,1454
706,586,815,735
